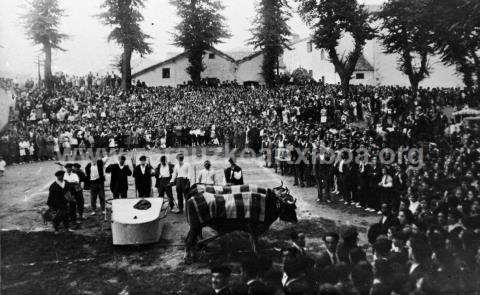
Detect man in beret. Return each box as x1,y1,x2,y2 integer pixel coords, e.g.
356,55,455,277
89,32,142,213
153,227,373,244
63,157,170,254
106,155,132,199
47,170,71,233
133,155,153,198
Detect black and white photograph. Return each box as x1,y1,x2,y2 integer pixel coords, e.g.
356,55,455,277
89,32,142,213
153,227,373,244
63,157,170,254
0,0,479,294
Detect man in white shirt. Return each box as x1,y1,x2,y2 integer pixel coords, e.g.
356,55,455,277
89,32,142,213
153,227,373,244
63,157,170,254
154,155,174,209
197,160,216,185
170,153,191,214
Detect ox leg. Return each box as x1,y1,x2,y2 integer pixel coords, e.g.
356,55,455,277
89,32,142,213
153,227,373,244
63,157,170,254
185,226,201,264
248,232,259,255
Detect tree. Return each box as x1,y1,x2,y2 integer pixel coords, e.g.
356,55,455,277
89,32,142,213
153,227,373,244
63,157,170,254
376,0,435,92
171,0,230,86
429,0,480,91
291,67,313,85
98,0,152,91
21,0,67,93
249,0,292,88
297,0,375,98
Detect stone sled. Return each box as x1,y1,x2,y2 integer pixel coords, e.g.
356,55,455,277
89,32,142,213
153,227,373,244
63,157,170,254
111,198,168,245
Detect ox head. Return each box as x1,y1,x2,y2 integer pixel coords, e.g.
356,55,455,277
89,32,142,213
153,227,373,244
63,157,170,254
273,181,298,223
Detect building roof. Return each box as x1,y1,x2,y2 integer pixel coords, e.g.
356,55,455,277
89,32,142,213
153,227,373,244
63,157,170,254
355,54,374,72
132,47,236,78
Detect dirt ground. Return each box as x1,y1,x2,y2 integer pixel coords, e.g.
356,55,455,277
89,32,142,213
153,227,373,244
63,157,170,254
0,148,377,294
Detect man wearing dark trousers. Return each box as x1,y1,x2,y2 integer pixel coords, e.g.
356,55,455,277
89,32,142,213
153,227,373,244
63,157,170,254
85,157,106,215
72,163,86,219
170,153,191,214
155,155,175,209
133,155,153,198
105,155,132,199
314,147,333,203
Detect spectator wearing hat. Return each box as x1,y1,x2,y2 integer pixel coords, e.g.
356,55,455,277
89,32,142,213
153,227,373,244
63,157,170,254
106,155,132,199
133,155,153,199
200,265,234,295
197,160,216,185
47,170,71,233
154,155,174,209
224,158,243,185
170,153,192,214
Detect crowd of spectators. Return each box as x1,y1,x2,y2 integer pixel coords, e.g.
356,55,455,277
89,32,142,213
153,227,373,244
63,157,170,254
1,73,480,294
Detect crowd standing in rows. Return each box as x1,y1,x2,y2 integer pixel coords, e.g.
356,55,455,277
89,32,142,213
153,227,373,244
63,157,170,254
2,73,480,294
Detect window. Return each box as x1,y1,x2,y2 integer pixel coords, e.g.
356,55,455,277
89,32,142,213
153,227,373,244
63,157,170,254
162,68,170,79
209,53,215,59
307,42,312,53
355,73,365,79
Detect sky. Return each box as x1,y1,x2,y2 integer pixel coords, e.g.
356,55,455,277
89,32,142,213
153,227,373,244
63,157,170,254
0,0,385,78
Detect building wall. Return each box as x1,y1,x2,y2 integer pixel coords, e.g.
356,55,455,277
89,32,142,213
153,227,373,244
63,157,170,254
135,50,237,87
283,40,340,84
236,54,265,85
284,37,465,88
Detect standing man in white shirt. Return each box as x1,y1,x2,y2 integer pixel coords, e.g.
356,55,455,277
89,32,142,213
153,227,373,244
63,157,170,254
154,155,174,210
85,157,107,215
197,160,216,185
170,153,191,214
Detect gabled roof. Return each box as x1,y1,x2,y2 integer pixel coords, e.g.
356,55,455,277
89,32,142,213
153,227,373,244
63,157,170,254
132,47,236,78
355,54,374,72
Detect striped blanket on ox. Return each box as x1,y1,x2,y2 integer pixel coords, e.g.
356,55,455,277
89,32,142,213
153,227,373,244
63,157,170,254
186,184,269,225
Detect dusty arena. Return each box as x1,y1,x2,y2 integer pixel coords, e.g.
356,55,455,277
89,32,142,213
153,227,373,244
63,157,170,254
0,149,377,294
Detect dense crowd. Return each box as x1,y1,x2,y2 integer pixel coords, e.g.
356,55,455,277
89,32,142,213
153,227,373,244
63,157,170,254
2,73,480,294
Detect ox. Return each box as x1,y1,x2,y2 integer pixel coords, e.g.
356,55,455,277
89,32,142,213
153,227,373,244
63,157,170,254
184,181,297,262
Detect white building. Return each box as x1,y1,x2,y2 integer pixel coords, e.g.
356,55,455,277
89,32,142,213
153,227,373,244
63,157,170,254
132,48,237,87
284,33,464,88
133,48,274,87
283,37,376,85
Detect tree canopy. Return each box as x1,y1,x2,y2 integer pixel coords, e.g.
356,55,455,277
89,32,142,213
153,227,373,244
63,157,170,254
21,0,67,92
171,0,230,86
98,0,152,91
249,0,292,88
297,0,376,97
376,0,435,92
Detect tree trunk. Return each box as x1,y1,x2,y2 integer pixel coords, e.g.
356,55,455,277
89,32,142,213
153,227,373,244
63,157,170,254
188,49,203,86
43,42,53,93
409,77,419,94
340,75,350,99
121,46,133,91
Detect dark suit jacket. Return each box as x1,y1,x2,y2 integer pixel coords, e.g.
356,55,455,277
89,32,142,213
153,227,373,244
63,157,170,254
85,160,105,188
199,287,234,295
284,277,313,295
105,163,132,193
224,165,244,185
378,215,400,234
133,164,153,190
236,280,275,295
154,163,174,187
